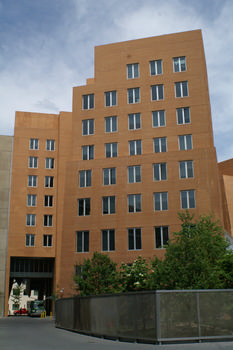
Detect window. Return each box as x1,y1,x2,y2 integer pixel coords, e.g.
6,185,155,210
83,94,94,110
128,165,141,183
155,226,169,248
179,135,192,150
128,194,141,213
181,190,195,209
129,140,142,155
29,157,38,168
105,143,118,158
82,119,94,136
173,56,186,72
105,91,117,107
102,229,115,251
25,234,35,247
29,138,39,150
128,113,141,130
154,192,168,211
82,145,94,160
28,175,37,187
26,214,36,226
128,88,140,104
79,170,91,187
44,195,53,207
179,161,194,179
151,84,164,101
103,168,116,185
43,235,52,247
76,231,89,252
175,81,188,97
105,116,117,133
150,59,162,75
154,137,167,153
45,176,54,188
78,198,90,216
102,196,115,215
27,194,37,207
152,110,165,127
45,158,54,169
127,63,139,79
44,215,53,227
46,140,55,151
177,107,190,124
128,228,141,250
153,163,167,181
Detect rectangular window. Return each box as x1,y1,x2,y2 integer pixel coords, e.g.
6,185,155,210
153,163,167,181
103,168,116,185
177,107,190,124
105,142,118,158
181,190,195,209
154,192,168,211
76,231,89,252
27,194,37,207
179,135,192,150
129,140,142,155
179,161,194,179
152,110,165,127
82,119,94,136
46,140,55,151
102,196,115,215
175,81,188,97
25,234,35,247
128,113,141,130
128,194,141,213
105,116,117,133
78,198,90,216
29,156,38,168
28,175,37,187
26,214,36,226
45,158,54,169
43,215,53,227
151,84,164,101
155,226,169,249
82,145,94,160
83,94,94,110
45,176,54,188
43,235,52,247
29,138,39,150
150,60,162,75
102,229,115,251
128,88,140,104
154,137,167,153
127,63,139,79
173,56,186,72
128,165,141,183
44,195,53,207
79,170,92,187
105,91,117,107
128,228,141,250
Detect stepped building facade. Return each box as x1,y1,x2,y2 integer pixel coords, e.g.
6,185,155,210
4,30,225,314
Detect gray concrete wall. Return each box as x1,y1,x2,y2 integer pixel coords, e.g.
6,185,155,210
0,136,13,316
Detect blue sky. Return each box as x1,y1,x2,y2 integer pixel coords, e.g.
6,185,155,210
0,0,232,161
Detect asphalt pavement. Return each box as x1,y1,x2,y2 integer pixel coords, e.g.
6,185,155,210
1,316,233,350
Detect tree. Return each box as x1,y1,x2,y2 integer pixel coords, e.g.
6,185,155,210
150,211,232,290
120,256,150,292
74,252,119,296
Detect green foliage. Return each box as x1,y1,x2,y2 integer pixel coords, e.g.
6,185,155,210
10,283,24,307
74,252,119,296
120,256,150,292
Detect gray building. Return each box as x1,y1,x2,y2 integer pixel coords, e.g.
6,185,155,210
0,136,13,316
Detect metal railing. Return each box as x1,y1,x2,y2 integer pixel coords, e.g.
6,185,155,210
55,289,233,344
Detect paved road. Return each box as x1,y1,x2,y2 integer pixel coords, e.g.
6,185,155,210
1,317,233,350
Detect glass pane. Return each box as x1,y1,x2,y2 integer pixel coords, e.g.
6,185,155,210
154,193,161,211
112,91,117,105
179,136,185,150
163,227,169,245
110,196,115,214
161,138,167,152
106,144,111,158
32,195,36,206
177,108,183,124
112,143,117,157
136,140,142,155
102,230,108,251
162,192,168,210
86,171,91,186
136,194,141,212
103,197,108,214
128,229,134,250
80,172,85,187
128,114,134,129
109,230,115,251
82,147,87,160
128,167,134,183
129,141,134,155
31,235,35,246
136,113,141,128
134,63,139,78
103,169,109,185
157,60,162,74
83,120,88,135
89,94,94,109
181,191,188,209
128,195,134,212
150,61,155,75
83,95,88,109
111,168,116,184
174,58,179,72
184,108,190,123
176,83,181,97
136,229,141,249
187,135,192,149
89,120,94,134
105,92,110,106
112,116,117,131
180,162,186,178
154,164,160,181
135,166,141,182
26,235,29,246
160,111,165,126
158,85,163,99
86,199,90,215
161,163,167,180
135,88,140,103
180,57,186,71
77,232,82,252
187,161,194,178
153,111,158,127
127,65,132,79
189,190,195,208
84,232,89,252
128,89,133,104
154,139,159,153
151,85,157,100
89,145,94,159
155,227,162,248
182,82,188,96
79,199,84,216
